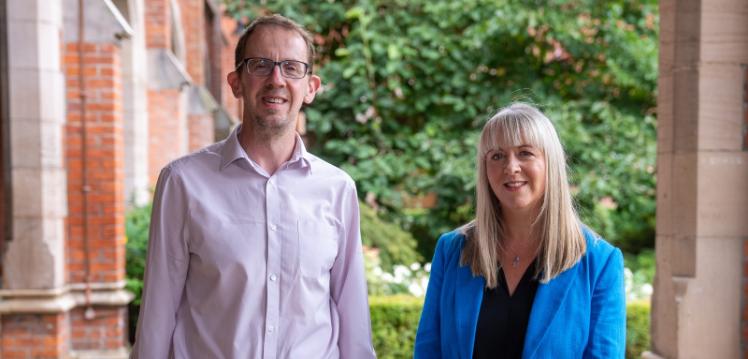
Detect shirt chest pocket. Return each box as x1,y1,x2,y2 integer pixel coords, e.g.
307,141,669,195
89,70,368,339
293,219,339,278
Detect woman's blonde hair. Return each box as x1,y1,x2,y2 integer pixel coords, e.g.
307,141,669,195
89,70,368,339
461,102,585,288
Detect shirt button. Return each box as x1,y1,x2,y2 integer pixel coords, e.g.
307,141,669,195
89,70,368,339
267,325,275,333
269,274,277,281
269,224,277,232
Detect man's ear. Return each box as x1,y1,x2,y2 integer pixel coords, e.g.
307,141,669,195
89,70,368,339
303,74,322,104
227,70,243,98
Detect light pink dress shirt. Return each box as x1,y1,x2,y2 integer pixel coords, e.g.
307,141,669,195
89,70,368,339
131,127,375,358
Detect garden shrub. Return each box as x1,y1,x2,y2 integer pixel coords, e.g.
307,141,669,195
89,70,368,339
367,295,650,359
369,295,423,359
626,300,651,359
360,201,421,271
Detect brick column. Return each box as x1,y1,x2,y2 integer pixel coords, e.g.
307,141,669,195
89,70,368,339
64,42,126,286
60,1,134,357
743,65,748,355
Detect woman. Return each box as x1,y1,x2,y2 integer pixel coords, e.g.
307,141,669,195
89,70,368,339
414,103,625,358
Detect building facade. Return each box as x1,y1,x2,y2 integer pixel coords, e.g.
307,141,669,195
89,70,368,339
0,0,240,357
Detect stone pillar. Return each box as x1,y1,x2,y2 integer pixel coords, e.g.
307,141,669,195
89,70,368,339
648,0,748,358
0,0,70,357
115,0,150,207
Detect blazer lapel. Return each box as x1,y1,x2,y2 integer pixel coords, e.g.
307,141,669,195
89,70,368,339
523,266,578,358
454,264,485,359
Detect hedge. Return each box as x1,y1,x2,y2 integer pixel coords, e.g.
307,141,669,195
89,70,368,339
369,295,651,359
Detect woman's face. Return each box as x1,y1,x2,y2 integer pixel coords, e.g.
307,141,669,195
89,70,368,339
485,143,547,215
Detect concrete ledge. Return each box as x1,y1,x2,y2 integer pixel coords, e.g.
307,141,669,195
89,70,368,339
70,348,130,359
641,351,666,359
0,293,76,313
0,283,133,314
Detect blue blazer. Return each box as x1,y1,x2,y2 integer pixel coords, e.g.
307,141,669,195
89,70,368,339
414,228,625,358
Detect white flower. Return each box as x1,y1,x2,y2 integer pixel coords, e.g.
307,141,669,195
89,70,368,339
408,282,424,297
410,262,421,271
381,273,394,283
394,265,411,280
424,263,432,273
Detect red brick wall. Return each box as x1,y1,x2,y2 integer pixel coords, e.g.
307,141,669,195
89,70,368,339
63,42,126,285
1,313,69,359
743,67,747,150
148,89,184,185
146,0,172,49
189,113,213,151
221,15,241,120
743,67,747,354
179,0,205,85
180,0,216,149
69,307,127,351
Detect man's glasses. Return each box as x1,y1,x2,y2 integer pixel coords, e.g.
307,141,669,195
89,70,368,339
237,57,311,79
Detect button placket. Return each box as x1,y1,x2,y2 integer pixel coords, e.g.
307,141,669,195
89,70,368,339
262,178,281,358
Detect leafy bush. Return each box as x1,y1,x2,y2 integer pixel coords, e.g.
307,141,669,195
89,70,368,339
626,300,651,359
369,295,423,359
360,201,421,271
368,295,650,359
225,0,659,257
124,203,151,343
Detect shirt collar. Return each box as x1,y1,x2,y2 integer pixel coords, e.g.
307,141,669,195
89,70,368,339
220,125,313,174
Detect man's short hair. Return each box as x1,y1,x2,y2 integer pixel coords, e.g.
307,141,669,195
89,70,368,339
234,14,316,72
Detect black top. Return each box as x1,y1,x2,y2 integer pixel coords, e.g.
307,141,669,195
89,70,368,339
472,262,539,359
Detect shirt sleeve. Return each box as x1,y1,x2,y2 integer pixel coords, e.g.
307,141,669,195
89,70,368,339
131,166,190,359
584,247,626,358
413,233,447,359
329,181,376,358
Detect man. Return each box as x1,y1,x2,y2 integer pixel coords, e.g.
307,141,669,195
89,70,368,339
132,15,376,358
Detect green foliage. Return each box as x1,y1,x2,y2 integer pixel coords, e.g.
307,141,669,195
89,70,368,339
625,249,655,284
626,300,651,359
124,203,152,342
367,295,650,358
360,201,421,271
369,295,423,359
225,0,658,257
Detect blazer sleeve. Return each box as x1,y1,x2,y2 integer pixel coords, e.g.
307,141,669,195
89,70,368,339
584,248,626,358
414,233,449,359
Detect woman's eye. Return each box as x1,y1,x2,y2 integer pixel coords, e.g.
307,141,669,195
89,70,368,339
519,151,534,157
491,153,504,160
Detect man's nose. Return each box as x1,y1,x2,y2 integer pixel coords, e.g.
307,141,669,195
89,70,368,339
266,64,285,87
